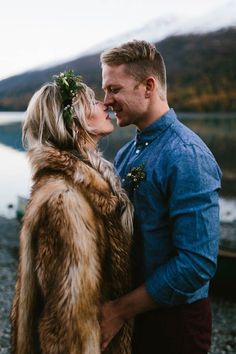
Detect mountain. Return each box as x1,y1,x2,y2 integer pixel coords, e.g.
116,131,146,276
0,17,236,112
84,0,236,56
161,27,236,112
0,54,102,111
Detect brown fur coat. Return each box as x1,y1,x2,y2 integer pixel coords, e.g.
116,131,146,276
11,146,133,354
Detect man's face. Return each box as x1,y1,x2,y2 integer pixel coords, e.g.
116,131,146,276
102,64,148,128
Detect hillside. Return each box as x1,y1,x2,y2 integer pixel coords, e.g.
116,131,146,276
0,54,101,111
0,27,235,112
160,28,236,111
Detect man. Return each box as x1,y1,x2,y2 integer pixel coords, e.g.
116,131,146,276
100,40,221,354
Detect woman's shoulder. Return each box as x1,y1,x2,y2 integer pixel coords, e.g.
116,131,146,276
27,145,120,216
24,177,73,220
22,177,97,242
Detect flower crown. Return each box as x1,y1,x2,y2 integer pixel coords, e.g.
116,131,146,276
53,70,83,123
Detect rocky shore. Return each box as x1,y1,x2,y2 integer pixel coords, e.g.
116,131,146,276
0,216,236,354
0,217,19,354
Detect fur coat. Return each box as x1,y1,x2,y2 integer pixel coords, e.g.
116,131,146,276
11,146,133,354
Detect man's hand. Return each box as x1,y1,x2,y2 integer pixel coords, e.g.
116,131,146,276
100,286,158,351
100,301,125,351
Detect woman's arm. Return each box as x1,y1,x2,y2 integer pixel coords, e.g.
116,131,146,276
37,189,102,354
11,187,102,354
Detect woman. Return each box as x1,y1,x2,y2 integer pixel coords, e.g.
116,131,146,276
11,70,133,354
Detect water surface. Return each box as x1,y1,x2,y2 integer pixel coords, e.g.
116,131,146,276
0,111,235,222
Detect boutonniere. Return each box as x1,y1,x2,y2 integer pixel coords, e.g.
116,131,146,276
126,163,146,190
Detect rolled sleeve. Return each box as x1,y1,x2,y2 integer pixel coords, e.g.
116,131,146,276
145,144,222,306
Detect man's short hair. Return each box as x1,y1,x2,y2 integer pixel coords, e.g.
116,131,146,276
101,40,167,100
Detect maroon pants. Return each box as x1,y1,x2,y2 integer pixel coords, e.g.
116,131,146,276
132,298,212,354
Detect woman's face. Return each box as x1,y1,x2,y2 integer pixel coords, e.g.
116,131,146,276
88,100,114,136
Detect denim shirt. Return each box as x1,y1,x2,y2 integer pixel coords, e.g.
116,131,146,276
114,109,222,306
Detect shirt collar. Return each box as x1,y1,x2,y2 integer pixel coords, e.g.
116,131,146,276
135,108,177,145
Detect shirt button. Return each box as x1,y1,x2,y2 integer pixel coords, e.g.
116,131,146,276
145,142,149,146
135,149,140,154
122,178,125,182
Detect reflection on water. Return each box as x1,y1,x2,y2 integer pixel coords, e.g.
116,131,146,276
0,144,31,218
0,111,236,221
0,111,25,126
220,198,236,223
0,141,234,222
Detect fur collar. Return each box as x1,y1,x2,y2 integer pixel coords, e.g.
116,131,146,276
28,146,120,215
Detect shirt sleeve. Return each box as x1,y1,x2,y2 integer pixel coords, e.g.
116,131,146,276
145,143,222,306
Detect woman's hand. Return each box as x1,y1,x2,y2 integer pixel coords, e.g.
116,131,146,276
100,301,125,351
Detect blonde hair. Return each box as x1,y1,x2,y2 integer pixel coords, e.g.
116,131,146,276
101,40,167,100
23,80,133,232
23,81,97,153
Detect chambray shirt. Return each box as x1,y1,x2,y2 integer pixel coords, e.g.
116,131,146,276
114,109,222,306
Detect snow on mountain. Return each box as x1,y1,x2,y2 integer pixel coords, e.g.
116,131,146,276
84,0,236,56
177,0,236,34
84,16,185,55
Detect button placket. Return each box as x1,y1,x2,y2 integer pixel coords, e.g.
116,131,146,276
135,142,142,155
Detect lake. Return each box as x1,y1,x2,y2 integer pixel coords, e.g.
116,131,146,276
0,111,236,222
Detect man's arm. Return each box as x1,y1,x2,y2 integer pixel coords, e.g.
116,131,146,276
100,285,158,351
145,145,221,306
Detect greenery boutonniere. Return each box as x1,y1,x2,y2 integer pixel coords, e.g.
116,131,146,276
126,163,146,191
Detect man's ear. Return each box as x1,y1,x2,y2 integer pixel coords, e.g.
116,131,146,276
144,77,156,98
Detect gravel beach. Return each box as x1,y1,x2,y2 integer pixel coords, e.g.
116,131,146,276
0,216,236,354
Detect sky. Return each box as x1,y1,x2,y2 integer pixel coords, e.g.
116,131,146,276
0,0,230,80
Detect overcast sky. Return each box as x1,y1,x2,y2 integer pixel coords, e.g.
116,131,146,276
0,0,229,80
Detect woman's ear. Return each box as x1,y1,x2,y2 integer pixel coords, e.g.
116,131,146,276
144,77,156,98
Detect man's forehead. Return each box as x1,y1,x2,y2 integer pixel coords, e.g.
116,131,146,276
102,76,121,89
102,64,130,88
102,63,125,74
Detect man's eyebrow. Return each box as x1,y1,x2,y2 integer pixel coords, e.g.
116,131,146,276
102,85,118,91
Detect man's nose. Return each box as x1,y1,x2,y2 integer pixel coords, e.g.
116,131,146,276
103,92,114,106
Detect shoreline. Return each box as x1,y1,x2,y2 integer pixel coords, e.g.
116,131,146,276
0,217,236,353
